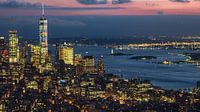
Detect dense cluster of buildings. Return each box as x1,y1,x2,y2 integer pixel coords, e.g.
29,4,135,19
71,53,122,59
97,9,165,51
0,6,200,112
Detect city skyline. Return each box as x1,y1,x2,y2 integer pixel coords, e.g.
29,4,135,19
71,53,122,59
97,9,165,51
1,1,200,111
0,14,200,111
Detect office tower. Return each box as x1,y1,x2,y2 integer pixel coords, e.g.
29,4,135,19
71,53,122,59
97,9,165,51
9,64,21,83
58,44,74,65
0,37,7,63
23,63,37,80
82,56,96,74
82,56,95,67
39,4,48,65
0,33,9,79
0,62,10,84
31,45,41,68
74,54,82,66
8,31,22,83
0,37,5,51
9,30,20,63
21,41,28,64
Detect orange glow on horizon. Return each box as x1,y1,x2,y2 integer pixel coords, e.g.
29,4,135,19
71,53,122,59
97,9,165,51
1,0,200,16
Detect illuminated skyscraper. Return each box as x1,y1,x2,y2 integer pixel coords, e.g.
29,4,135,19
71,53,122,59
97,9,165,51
39,4,48,65
82,56,95,67
9,30,19,63
31,45,41,68
0,37,6,63
58,44,74,65
74,54,82,66
82,56,96,73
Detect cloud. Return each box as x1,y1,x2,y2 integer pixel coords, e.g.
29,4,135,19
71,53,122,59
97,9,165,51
49,7,123,10
76,0,132,5
112,0,132,4
145,3,159,7
169,0,190,3
0,0,41,8
76,0,107,4
0,0,123,10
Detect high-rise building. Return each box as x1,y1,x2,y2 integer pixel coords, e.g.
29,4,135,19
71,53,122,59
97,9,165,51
39,4,48,65
0,37,5,51
58,44,74,65
74,54,82,66
21,41,28,64
9,64,21,83
0,36,7,63
82,56,95,67
82,56,96,74
9,30,20,63
31,45,41,68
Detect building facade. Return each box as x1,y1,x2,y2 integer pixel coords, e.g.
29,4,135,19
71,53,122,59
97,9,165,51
31,45,41,68
39,5,48,65
58,44,74,65
9,30,19,63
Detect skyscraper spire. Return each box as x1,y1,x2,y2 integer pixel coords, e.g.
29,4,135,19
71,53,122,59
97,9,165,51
42,3,45,16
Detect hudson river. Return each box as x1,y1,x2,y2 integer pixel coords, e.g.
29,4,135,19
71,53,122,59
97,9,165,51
74,45,200,90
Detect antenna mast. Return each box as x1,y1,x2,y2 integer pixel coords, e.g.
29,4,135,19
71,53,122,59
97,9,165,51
42,3,45,16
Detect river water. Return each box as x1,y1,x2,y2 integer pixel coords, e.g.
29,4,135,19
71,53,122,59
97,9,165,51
49,45,200,89
74,45,200,90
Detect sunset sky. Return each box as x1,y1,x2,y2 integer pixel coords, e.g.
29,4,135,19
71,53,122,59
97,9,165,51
1,0,200,16
1,0,200,38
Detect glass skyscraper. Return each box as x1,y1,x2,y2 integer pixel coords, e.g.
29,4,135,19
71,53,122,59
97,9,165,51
39,4,48,65
9,30,19,63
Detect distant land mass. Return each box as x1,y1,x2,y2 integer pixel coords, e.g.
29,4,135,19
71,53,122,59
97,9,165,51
19,36,200,45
